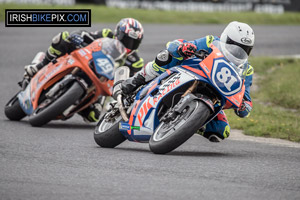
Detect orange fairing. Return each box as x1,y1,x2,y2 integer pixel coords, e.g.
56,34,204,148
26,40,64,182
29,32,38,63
199,45,224,79
183,44,244,108
225,83,245,108
128,100,141,135
30,39,113,110
182,65,207,78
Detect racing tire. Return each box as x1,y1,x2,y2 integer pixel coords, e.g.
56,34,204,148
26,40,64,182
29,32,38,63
94,113,126,148
29,81,84,127
4,94,26,121
149,100,211,154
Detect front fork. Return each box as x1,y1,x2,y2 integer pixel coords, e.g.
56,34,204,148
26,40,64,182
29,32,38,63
182,80,198,97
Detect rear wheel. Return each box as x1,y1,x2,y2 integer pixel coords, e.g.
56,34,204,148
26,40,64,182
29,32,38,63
4,94,26,121
29,81,84,127
94,111,126,148
149,100,211,154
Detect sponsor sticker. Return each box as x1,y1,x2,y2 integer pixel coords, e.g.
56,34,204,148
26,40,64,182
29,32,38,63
241,37,252,44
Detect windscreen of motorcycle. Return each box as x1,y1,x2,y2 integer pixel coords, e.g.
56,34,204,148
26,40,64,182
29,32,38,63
213,40,249,79
98,38,127,68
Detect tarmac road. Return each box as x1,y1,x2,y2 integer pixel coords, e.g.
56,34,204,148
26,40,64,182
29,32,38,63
1,24,300,200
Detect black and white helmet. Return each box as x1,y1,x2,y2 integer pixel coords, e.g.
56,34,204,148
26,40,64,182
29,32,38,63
220,21,255,56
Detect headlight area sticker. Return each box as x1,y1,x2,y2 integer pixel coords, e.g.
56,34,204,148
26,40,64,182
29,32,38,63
5,9,91,27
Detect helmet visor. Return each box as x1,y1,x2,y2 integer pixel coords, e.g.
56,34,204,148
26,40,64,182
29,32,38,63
215,40,249,78
226,37,253,55
116,32,142,51
217,41,248,65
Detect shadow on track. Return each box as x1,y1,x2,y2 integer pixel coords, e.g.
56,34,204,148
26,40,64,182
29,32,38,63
42,122,95,130
98,146,229,157
2,119,95,130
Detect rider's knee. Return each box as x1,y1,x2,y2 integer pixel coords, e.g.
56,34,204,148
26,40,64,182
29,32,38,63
48,31,71,57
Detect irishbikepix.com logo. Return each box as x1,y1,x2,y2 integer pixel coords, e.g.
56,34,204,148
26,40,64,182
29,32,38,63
5,9,91,27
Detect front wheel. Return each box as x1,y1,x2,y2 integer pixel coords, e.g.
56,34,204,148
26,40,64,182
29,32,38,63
28,81,84,127
149,100,211,154
94,112,126,148
4,94,26,121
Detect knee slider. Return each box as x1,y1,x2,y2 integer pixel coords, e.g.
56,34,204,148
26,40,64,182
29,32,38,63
223,125,230,139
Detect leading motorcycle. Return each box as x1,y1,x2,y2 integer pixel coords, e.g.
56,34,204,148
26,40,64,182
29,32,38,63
94,40,249,154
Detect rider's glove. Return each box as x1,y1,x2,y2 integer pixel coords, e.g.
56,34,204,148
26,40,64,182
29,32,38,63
24,64,38,78
69,34,84,48
178,43,197,58
234,100,252,118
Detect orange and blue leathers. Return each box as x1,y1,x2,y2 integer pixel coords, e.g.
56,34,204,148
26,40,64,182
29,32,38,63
151,35,254,140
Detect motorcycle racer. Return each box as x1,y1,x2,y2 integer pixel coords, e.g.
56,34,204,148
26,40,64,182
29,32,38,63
121,21,254,142
24,18,144,122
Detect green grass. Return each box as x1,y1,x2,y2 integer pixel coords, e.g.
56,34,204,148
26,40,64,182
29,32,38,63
1,3,300,25
226,102,300,142
250,57,300,110
226,57,300,142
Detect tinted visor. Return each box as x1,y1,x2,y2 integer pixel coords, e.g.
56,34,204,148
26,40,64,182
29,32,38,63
226,37,253,55
117,32,142,51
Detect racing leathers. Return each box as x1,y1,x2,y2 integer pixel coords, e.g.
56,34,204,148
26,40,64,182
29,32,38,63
122,35,254,141
25,29,144,122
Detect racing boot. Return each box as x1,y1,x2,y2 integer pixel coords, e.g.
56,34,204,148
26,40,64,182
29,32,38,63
24,63,39,78
24,52,46,78
121,70,146,95
196,127,221,142
78,103,102,123
121,61,159,95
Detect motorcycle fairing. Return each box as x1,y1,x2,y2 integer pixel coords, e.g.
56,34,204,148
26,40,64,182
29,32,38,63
24,57,77,112
18,84,33,115
182,44,245,108
17,60,68,114
120,68,200,142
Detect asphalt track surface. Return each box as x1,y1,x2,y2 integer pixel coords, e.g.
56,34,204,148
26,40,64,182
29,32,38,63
1,24,300,200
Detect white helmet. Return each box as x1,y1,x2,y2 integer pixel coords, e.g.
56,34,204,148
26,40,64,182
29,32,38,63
220,21,255,56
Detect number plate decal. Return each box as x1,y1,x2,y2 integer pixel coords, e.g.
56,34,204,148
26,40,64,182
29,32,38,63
92,51,114,80
211,59,242,96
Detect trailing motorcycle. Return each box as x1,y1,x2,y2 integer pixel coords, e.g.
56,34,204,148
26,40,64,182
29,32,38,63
4,38,126,127
94,40,249,154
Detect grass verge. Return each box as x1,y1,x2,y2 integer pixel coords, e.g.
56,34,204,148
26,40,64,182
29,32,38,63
225,57,300,142
1,3,300,25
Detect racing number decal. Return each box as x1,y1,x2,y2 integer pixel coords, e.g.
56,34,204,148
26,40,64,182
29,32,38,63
216,67,238,91
92,51,114,80
212,59,242,96
96,58,113,73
